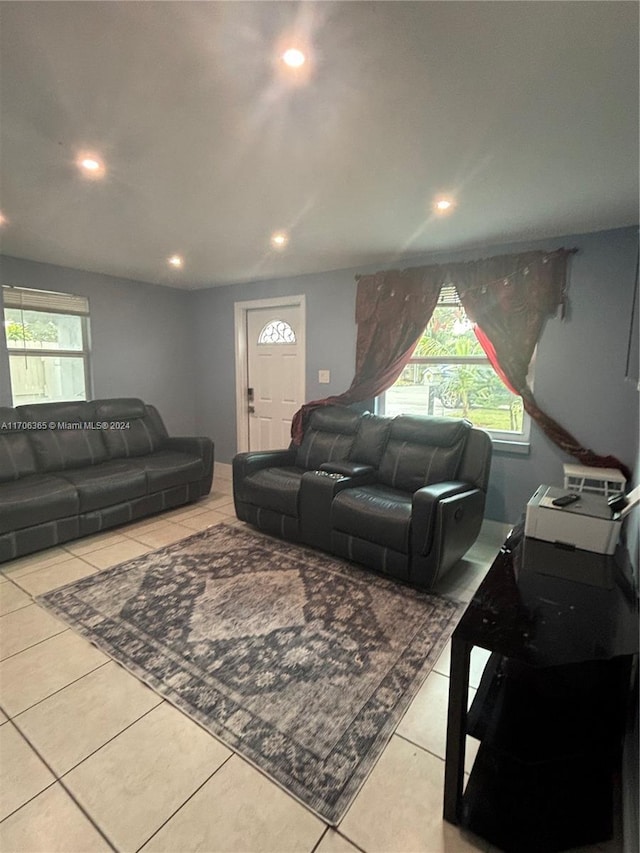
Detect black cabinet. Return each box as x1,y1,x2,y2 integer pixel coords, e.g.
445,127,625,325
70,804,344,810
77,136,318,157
443,530,638,852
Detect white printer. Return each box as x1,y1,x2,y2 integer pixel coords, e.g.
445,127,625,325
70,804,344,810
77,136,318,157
525,485,622,554
522,484,638,588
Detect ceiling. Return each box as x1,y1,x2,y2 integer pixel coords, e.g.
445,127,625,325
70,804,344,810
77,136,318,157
1,1,638,290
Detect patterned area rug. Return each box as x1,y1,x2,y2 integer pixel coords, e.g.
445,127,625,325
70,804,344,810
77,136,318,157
39,523,464,824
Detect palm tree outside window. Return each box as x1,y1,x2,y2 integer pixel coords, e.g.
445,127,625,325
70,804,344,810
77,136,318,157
377,287,527,441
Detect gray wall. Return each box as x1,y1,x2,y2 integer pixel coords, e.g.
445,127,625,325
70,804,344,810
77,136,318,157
189,268,358,463
1,225,637,524
0,256,196,434
191,226,639,524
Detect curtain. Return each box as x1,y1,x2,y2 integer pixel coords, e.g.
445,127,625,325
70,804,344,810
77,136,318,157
291,247,631,483
455,249,632,481
290,266,442,443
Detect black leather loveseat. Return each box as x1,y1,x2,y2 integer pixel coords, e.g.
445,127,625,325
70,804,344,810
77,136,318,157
233,405,491,589
0,397,213,562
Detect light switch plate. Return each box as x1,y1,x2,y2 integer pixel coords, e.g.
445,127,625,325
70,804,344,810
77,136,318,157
318,369,331,384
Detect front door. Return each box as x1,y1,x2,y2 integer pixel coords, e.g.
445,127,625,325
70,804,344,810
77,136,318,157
246,304,304,451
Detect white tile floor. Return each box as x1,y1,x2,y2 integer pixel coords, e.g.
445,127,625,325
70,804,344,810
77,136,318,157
0,473,621,853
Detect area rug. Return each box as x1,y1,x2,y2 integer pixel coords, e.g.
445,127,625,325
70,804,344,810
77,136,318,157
38,522,465,824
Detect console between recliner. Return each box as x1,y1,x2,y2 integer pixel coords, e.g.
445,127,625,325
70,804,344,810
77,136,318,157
233,405,492,590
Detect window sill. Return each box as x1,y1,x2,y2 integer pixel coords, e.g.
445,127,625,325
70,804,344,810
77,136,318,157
491,439,530,456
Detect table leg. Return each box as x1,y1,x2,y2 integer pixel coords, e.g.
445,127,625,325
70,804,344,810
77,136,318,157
443,637,472,824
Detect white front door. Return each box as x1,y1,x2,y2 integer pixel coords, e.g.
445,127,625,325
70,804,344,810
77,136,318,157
245,303,304,451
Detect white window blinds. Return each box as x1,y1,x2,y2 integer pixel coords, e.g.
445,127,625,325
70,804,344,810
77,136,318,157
2,286,89,316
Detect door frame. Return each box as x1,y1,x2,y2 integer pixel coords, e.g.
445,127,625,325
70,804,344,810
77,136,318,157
234,294,306,453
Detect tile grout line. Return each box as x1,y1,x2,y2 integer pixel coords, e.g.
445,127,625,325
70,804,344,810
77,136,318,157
0,624,70,664
310,825,369,853
1,552,103,592
0,498,233,582
56,699,164,779
0,574,40,618
2,516,504,853
132,751,237,853
10,686,164,784
0,716,119,852
1,557,75,582
392,730,453,767
309,826,332,853
0,656,111,718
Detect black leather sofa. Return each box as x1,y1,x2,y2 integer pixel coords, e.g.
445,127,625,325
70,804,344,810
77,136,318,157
0,398,213,563
233,405,492,589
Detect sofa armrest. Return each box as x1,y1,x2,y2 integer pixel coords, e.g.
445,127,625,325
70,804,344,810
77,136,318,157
164,436,214,495
164,436,212,457
233,448,297,507
299,468,377,549
412,481,480,556
319,461,375,477
233,448,297,479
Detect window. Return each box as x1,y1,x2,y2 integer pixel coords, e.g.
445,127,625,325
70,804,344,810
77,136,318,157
377,287,529,445
258,319,296,344
2,286,91,405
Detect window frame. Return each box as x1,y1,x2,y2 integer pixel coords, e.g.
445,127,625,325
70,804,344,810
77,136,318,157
376,297,531,451
2,286,92,406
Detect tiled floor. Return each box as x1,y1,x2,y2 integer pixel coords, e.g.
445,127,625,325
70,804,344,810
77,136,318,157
0,471,620,853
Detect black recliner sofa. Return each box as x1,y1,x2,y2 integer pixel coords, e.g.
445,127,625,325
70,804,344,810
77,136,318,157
233,405,491,589
0,397,213,562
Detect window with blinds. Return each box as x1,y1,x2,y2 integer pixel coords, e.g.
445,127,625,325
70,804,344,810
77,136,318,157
2,286,92,405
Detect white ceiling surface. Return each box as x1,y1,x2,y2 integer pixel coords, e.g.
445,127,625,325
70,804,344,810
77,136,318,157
0,1,638,291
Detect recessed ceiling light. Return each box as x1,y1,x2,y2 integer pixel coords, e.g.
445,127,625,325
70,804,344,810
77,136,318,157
270,231,289,250
0,211,7,227
282,48,306,68
168,254,184,268
435,197,454,213
76,153,106,179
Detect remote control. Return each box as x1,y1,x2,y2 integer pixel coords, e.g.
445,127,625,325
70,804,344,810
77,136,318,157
552,493,581,507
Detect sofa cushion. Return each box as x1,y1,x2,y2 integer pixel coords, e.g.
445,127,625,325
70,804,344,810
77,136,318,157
390,416,471,448
349,413,391,467
94,399,166,459
295,406,361,471
18,400,96,425
137,450,204,491
94,398,147,421
0,408,38,482
377,416,471,492
59,460,148,513
331,484,413,553
0,474,79,535
17,402,108,472
242,466,304,517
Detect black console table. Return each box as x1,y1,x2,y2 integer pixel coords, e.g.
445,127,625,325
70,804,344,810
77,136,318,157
443,528,639,852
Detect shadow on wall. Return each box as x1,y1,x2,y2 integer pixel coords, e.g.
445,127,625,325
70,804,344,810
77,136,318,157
486,477,508,523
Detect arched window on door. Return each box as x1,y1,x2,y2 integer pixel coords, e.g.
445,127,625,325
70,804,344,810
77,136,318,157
258,320,296,345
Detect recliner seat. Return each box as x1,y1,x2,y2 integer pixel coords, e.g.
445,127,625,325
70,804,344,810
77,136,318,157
233,405,492,590
233,406,363,540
